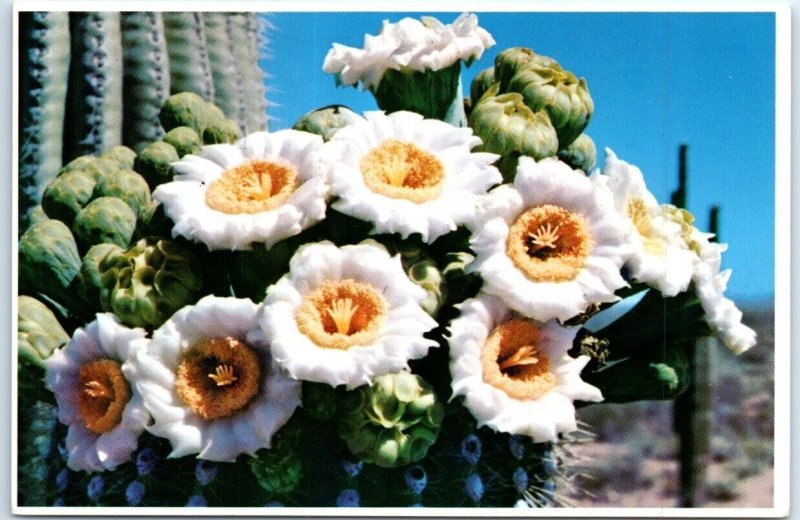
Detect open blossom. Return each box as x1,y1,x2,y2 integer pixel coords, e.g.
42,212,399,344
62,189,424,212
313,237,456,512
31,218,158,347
468,156,634,322
44,314,149,472
258,241,438,389
133,295,301,461
323,13,495,91
689,229,757,354
449,294,603,442
598,149,696,297
153,130,327,251
319,110,500,242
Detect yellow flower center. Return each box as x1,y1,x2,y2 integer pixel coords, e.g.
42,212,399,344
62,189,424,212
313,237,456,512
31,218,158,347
360,139,445,203
627,197,665,255
506,205,592,282
205,158,297,214
77,359,131,434
175,337,261,421
295,279,388,350
481,318,556,400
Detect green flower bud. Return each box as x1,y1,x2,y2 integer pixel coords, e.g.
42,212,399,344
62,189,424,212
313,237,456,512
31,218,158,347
302,382,339,420
407,260,444,317
98,237,204,329
249,450,303,497
93,168,153,222
18,220,82,309
469,84,558,167
81,157,123,183
163,126,203,157
202,118,242,145
557,134,596,172
41,170,96,226
134,141,180,190
17,295,69,369
506,56,593,148
292,105,361,141
338,373,443,468
159,92,210,135
249,414,304,497
470,66,496,107
494,47,558,89
101,145,137,170
79,243,123,307
72,197,137,252
58,155,95,175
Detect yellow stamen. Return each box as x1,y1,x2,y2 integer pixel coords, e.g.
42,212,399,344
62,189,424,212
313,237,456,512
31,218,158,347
208,364,238,387
360,139,445,203
83,380,111,398
175,337,261,421
506,205,592,282
295,279,387,350
326,298,360,335
527,222,561,253
481,319,556,400
627,197,666,255
77,359,131,434
497,345,540,372
205,159,297,214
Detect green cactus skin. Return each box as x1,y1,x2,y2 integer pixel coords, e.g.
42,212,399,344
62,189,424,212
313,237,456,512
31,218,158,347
63,13,124,162
17,402,58,507
228,13,268,133
134,140,180,190
162,13,215,101
18,12,71,231
18,219,85,315
121,12,171,153
163,126,202,157
203,13,241,124
71,196,137,252
93,168,153,222
101,144,138,170
41,169,97,226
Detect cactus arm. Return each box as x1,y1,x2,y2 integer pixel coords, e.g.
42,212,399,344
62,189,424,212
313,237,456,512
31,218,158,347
162,12,215,101
18,12,70,230
228,13,268,133
63,12,124,162
121,12,170,153
203,13,240,121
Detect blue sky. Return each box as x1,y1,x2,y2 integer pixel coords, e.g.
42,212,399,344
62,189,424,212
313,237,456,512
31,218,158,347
262,11,776,301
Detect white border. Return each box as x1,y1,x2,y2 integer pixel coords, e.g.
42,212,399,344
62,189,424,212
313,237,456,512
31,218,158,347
10,2,792,518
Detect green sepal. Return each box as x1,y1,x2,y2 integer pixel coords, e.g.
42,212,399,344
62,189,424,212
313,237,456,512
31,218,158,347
557,133,596,172
101,145,137,169
202,118,242,145
41,169,97,226
17,295,69,369
292,105,361,141
134,141,180,190
373,62,461,121
92,168,153,222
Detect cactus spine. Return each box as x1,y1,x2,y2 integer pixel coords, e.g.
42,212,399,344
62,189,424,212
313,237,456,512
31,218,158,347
228,13,268,133
121,12,170,152
63,13,124,162
203,13,240,124
18,12,70,230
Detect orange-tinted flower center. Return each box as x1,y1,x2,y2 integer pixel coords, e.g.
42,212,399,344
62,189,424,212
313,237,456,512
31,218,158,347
78,359,131,434
205,159,297,214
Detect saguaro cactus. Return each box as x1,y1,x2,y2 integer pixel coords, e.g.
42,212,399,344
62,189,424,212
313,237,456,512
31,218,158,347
18,11,270,230
121,12,171,152
18,12,70,229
